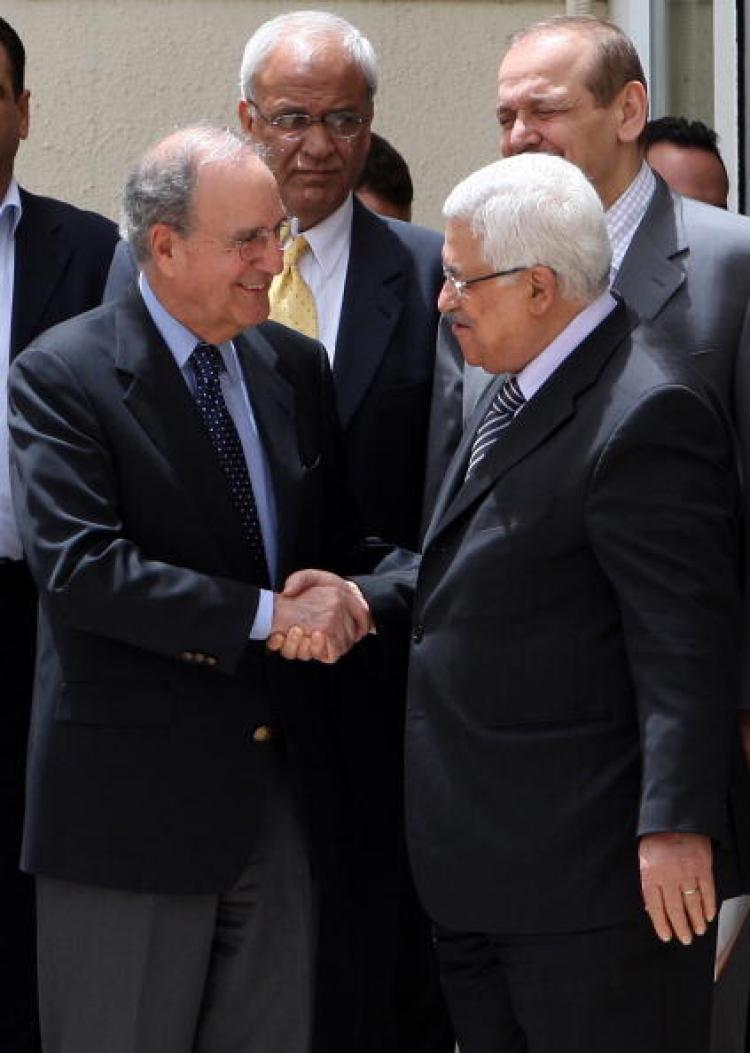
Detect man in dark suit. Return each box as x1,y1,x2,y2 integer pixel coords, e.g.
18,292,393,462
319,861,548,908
275,151,750,1052
104,16,450,1050
0,16,118,1052
238,18,450,1050
9,125,375,1053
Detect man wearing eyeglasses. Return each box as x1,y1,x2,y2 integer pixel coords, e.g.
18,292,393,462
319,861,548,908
103,15,450,1050
238,13,451,1053
273,151,748,1053
8,125,382,1053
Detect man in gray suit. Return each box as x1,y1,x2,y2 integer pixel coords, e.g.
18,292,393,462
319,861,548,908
424,13,750,756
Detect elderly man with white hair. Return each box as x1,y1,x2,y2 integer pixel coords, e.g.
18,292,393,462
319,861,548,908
274,151,750,1053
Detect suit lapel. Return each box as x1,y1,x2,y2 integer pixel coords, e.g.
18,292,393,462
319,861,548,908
12,189,73,358
114,290,264,581
332,199,406,429
425,302,636,547
613,176,687,321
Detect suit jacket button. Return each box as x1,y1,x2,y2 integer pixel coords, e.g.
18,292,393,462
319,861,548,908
180,651,195,662
252,724,274,744
204,656,217,668
412,624,424,643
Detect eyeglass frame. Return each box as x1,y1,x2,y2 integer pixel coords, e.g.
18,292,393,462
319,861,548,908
218,217,295,262
441,266,528,300
245,100,371,142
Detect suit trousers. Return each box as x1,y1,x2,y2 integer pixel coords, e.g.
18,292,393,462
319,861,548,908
435,914,718,1053
36,746,314,1053
0,559,40,1053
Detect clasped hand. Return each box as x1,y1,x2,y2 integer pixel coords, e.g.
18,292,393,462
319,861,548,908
267,569,372,663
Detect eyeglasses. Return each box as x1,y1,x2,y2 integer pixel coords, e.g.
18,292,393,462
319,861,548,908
442,266,527,300
226,218,294,261
247,101,371,141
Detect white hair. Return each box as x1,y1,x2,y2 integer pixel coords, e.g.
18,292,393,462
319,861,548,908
121,125,264,264
239,10,378,101
443,154,611,302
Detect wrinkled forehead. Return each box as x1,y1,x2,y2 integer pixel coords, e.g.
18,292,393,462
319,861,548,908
255,36,369,100
498,31,595,100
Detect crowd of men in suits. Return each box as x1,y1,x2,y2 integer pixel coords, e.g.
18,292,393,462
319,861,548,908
2,8,750,1053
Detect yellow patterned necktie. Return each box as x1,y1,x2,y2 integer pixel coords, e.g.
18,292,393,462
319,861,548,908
268,235,318,339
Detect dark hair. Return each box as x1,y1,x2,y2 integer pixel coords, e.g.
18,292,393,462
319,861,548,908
356,133,413,210
0,17,25,97
642,116,723,161
508,16,646,107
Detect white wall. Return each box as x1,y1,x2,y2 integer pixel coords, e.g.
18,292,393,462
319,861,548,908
7,0,571,231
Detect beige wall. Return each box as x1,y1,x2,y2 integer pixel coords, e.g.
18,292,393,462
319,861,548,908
6,0,576,232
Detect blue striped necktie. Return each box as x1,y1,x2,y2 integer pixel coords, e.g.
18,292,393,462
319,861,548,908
465,375,526,480
190,342,270,587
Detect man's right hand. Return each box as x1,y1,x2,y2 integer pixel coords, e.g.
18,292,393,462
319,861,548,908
268,569,372,663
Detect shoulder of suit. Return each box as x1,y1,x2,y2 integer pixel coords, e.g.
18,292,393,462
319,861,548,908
382,214,443,257
12,300,119,383
664,183,750,241
18,186,119,243
352,197,441,257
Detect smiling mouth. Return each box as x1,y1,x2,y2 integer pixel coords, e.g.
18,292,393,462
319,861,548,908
238,281,268,293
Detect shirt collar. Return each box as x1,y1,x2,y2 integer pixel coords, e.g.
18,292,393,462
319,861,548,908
300,194,353,278
606,162,656,275
516,290,618,403
0,178,22,236
138,271,236,374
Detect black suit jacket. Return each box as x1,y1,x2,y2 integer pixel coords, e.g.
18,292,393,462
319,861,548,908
361,302,748,933
11,188,118,359
332,199,443,549
8,288,371,893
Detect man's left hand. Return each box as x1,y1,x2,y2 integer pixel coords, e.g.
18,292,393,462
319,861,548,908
639,831,715,944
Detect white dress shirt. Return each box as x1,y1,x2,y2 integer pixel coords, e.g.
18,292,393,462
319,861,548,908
298,194,353,363
0,179,23,560
516,290,619,404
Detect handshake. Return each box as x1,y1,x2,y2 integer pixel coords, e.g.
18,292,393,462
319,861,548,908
267,569,373,663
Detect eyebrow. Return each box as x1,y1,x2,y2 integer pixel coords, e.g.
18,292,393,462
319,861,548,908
496,86,572,110
231,217,286,241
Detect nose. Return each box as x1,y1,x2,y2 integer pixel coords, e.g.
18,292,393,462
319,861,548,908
260,236,284,276
299,120,336,159
503,115,540,156
437,279,457,314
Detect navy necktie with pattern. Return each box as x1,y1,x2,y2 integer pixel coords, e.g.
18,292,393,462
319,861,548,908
465,375,526,480
190,342,270,587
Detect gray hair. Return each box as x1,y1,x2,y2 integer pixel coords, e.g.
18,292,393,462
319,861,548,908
239,10,378,102
121,125,262,264
443,154,611,303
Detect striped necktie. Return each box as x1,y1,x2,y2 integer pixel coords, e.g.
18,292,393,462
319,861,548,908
268,235,318,339
190,342,270,587
465,375,526,480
